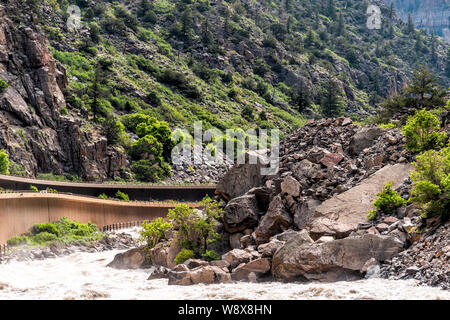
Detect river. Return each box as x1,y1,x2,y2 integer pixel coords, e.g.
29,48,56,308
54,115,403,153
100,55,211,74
0,229,448,300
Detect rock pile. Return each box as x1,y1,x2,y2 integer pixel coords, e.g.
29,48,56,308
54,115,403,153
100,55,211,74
380,222,449,290
165,152,233,185
109,117,446,288
274,117,412,201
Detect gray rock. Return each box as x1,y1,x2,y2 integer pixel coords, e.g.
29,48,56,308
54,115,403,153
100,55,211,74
223,194,260,233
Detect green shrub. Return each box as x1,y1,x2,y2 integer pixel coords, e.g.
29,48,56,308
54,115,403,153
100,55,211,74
131,159,171,182
7,235,29,246
402,109,447,153
98,193,109,200
102,116,126,146
33,232,58,244
32,223,61,237
174,249,195,265
140,217,173,249
0,79,8,93
115,190,130,201
366,209,378,221
410,147,450,218
372,182,406,214
0,149,9,174
129,135,163,161
30,185,39,192
167,197,223,255
378,123,395,129
201,250,220,261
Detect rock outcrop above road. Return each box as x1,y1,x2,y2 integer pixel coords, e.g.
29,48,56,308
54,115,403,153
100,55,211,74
0,4,127,181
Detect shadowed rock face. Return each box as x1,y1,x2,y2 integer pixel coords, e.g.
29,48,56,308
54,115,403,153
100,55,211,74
388,0,450,43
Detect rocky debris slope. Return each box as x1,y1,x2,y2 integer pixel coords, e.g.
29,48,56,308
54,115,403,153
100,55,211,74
164,153,233,185
0,4,127,181
108,118,447,287
0,231,135,264
380,222,449,290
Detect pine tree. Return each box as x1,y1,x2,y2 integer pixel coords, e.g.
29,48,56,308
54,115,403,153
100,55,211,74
336,12,345,36
90,58,112,121
327,0,337,20
431,33,437,63
388,1,395,20
181,6,193,37
407,13,414,34
446,48,450,77
321,79,343,118
405,68,447,109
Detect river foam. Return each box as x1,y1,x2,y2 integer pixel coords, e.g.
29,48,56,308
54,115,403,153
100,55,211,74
0,227,448,300
0,247,448,300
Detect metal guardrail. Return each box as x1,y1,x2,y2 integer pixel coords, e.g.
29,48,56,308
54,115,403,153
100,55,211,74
0,190,197,206
102,220,146,232
0,244,7,256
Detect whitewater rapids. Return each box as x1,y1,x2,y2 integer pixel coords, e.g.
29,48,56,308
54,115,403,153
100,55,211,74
0,229,448,300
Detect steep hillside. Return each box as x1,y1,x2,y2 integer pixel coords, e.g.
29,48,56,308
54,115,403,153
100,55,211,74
0,0,448,182
387,0,450,43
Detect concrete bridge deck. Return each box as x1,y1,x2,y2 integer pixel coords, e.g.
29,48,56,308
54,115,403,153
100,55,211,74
0,174,216,201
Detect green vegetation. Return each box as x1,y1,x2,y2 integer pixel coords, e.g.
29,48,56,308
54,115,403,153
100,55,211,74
140,217,173,249
367,182,406,220
401,109,447,153
138,196,224,262
378,68,448,123
7,217,102,247
114,190,130,201
410,146,450,219
174,249,196,265
0,150,9,175
0,79,8,93
29,185,39,192
201,249,220,261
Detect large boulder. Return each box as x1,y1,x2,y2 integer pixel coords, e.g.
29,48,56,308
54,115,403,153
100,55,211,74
168,265,231,285
293,199,321,230
149,240,180,269
280,176,301,197
216,151,270,200
231,258,271,281
272,233,403,282
107,247,150,270
349,127,384,155
291,159,321,182
222,249,253,268
309,164,412,239
223,194,260,233
254,196,292,245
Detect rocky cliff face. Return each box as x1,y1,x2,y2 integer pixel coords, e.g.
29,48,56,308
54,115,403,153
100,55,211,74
388,0,450,42
0,4,127,181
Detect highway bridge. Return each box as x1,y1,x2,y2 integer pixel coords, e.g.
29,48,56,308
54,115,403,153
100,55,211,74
0,175,217,244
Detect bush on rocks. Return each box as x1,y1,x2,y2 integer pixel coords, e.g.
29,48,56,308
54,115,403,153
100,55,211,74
140,217,173,249
410,146,450,219
174,249,195,265
402,109,447,153
371,182,406,216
